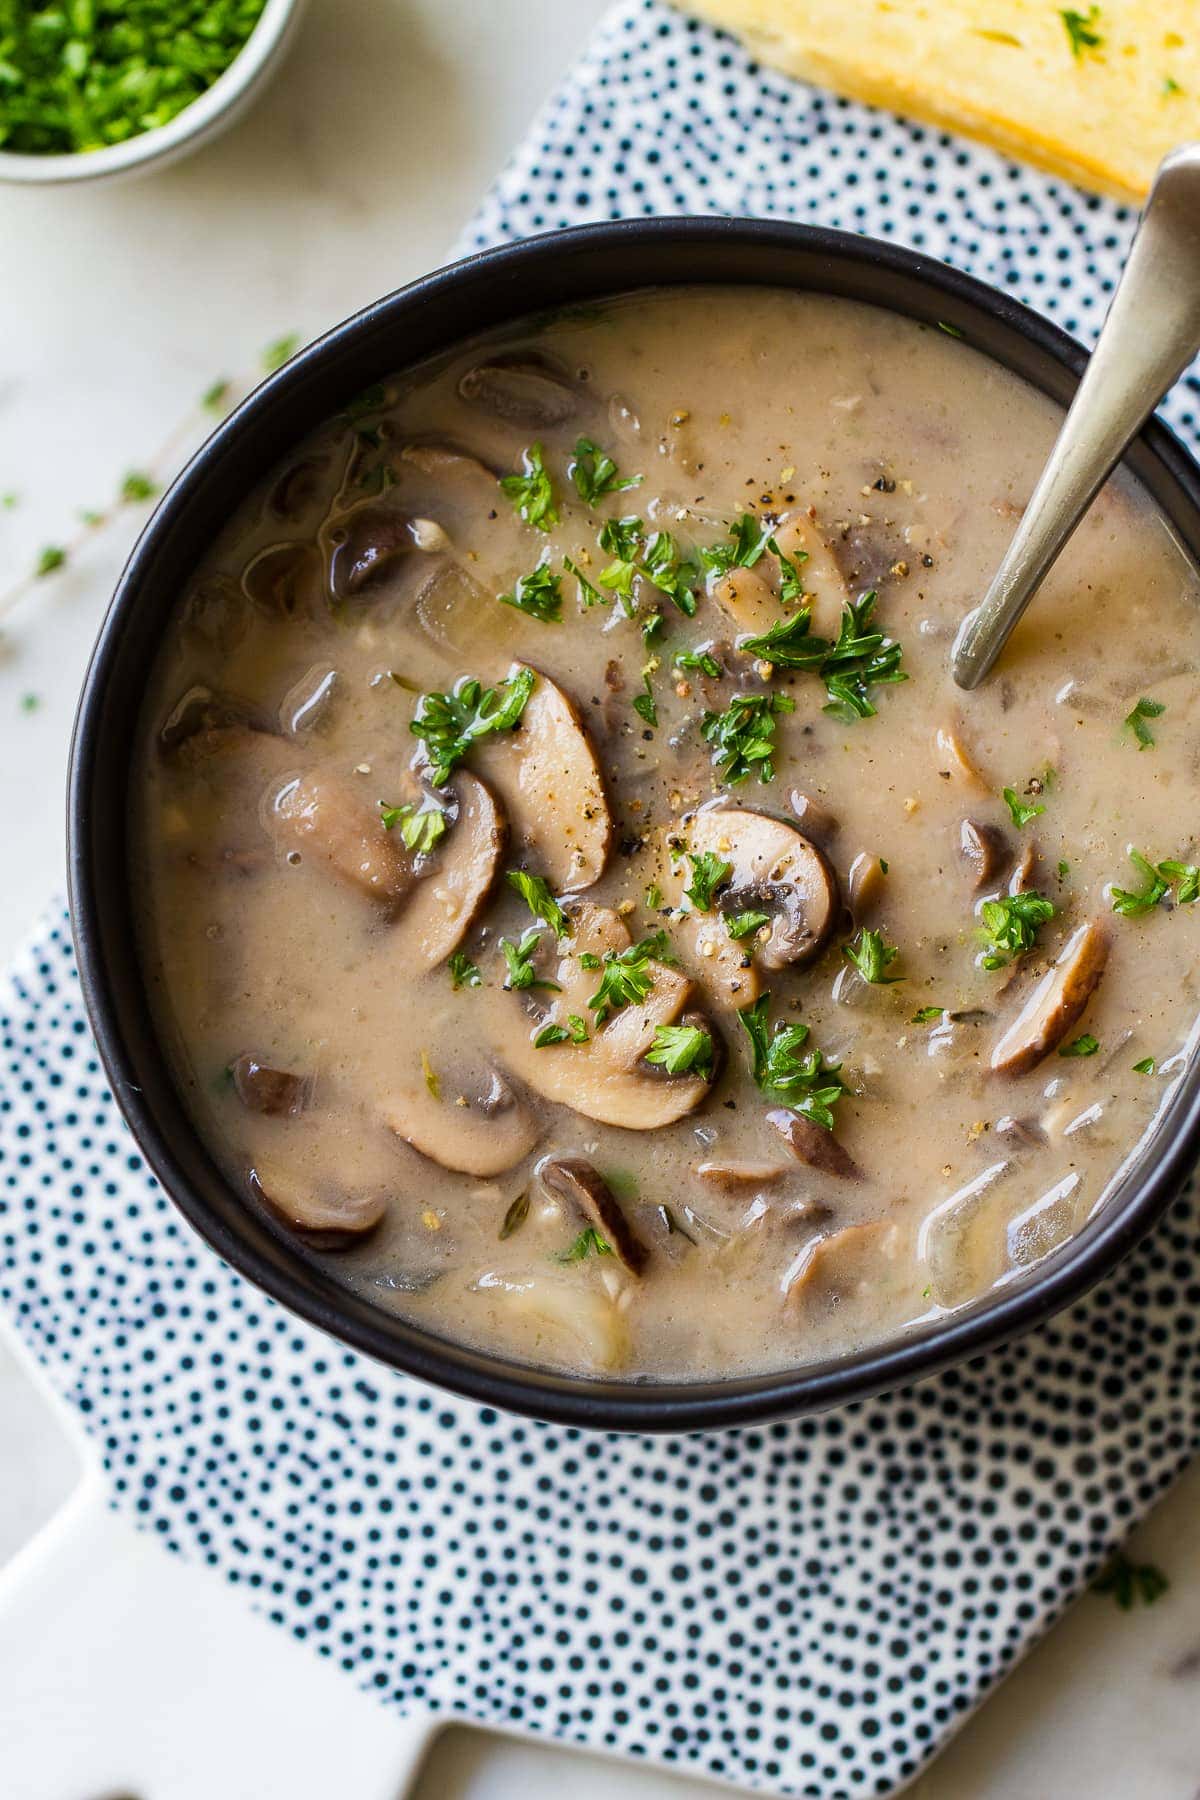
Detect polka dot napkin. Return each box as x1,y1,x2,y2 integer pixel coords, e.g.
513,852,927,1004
5,6,1200,1797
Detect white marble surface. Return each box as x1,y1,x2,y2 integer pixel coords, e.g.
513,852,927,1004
0,3,1198,1796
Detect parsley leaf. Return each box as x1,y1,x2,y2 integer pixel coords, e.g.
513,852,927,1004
740,606,831,671
556,1226,613,1263
1060,1033,1099,1057
507,869,571,939
598,514,643,611
1158,859,1200,905
378,798,448,854
120,470,159,504
500,442,558,531
911,1005,945,1024
587,929,676,1022
569,436,641,504
1111,849,1171,917
533,1023,570,1048
500,928,561,993
1061,6,1103,58
820,590,908,721
646,1022,714,1076
448,951,482,990
410,667,535,786
683,851,732,911
674,647,723,679
563,556,606,609
1003,786,1046,828
738,993,845,1130
700,513,771,576
35,544,65,577
767,535,809,602
843,927,902,984
725,909,771,941
642,530,699,616
1133,1056,1156,1075
978,891,1056,968
1124,696,1165,750
701,691,795,785
499,562,563,622
632,680,658,728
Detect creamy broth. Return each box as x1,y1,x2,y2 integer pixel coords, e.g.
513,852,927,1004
134,287,1200,1382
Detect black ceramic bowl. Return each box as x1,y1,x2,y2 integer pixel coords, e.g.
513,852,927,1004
68,218,1200,1431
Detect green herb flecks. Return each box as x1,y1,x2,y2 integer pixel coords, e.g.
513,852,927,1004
739,605,829,671
563,557,606,609
120,470,159,504
1002,785,1046,828
420,1049,441,1101
978,891,1056,969
262,333,300,372
569,436,641,505
725,909,771,941
646,1022,714,1077
1092,1549,1168,1610
820,590,908,721
500,442,558,531
448,951,482,990
410,667,535,786
738,993,845,1130
683,851,732,912
35,544,65,577
499,1190,530,1239
1133,1056,1156,1075
533,1023,570,1048
1109,849,1200,917
700,513,772,577
632,668,658,728
843,927,903,984
597,514,643,613
507,869,571,939
499,562,563,623
641,530,699,616
378,798,448,854
674,647,723,679
1060,1033,1100,1058
500,928,561,994
1123,696,1165,750
701,691,795,785
587,929,675,1023
1061,6,1103,58
767,535,808,602
911,1005,945,1025
556,1226,613,1263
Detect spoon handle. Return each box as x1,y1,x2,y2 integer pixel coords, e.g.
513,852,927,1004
952,143,1200,690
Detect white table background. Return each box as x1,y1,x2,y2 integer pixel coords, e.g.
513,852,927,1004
1,3,1198,1794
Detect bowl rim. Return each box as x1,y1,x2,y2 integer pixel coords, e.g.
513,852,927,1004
67,215,1200,1431
0,0,302,185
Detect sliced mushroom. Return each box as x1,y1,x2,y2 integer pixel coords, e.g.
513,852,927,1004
685,805,839,971
181,574,248,654
787,790,839,847
846,852,887,924
785,1219,899,1305
325,501,416,600
1007,840,1038,896
933,723,988,792
474,665,611,891
267,455,329,522
231,1054,309,1117
272,769,411,907
160,684,259,752
382,1061,541,1176
769,509,852,638
248,1162,385,1249
241,541,322,618
539,1154,648,1275
697,1159,791,1188
712,564,780,637
473,1270,628,1370
500,904,715,1129
390,771,506,967
457,356,578,428
990,920,1110,1078
959,818,1011,891
767,1108,861,1180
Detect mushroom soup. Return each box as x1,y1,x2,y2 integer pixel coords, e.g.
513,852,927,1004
134,287,1200,1380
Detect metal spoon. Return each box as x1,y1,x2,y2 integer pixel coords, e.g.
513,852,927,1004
952,143,1200,690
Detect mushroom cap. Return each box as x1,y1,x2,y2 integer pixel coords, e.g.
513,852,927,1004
241,541,322,618
539,1154,649,1275
845,851,887,926
685,804,839,973
767,1107,861,1181
231,1055,309,1118
785,1219,900,1305
391,771,506,969
476,665,612,892
272,768,412,908
381,1061,542,1177
959,817,1011,892
457,357,579,428
990,920,1110,1078
248,1163,386,1250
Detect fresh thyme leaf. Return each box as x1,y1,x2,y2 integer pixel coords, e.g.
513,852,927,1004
378,798,448,854
641,530,699,616
1111,849,1171,917
569,436,641,504
448,951,482,990
500,928,560,993
1123,696,1165,750
420,1049,441,1101
533,1023,570,1048
1133,1056,1156,1075
701,691,795,785
1092,1549,1168,1610
1061,5,1103,58
739,606,830,671
587,929,676,1022
725,909,771,941
820,590,908,721
556,1226,613,1263
911,1005,945,1024
1060,1033,1100,1058
500,442,558,531
843,927,903,984
674,647,723,679
738,993,845,1130
507,869,571,939
978,891,1056,968
35,544,65,577
499,561,563,622
683,851,732,911
262,333,300,373
646,1022,714,1076
120,470,159,504
563,556,606,609
499,1190,530,1239
766,535,808,602
700,513,771,576
1003,786,1046,828
410,666,535,785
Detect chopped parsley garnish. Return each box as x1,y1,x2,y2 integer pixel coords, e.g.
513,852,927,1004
507,869,571,939
499,1190,530,1239
1002,786,1046,828
1111,849,1178,917
1092,1550,1168,1610
1159,859,1200,904
378,798,447,854
567,1013,589,1043
1123,696,1165,750
120,470,159,504
641,530,699,616
499,561,562,622
725,909,771,941
1061,6,1103,58
641,610,665,645
843,927,902,984
683,851,732,911
556,1226,613,1263
410,667,535,785
674,647,723,679
500,928,560,993
978,891,1056,969
569,436,641,504
701,691,795,785
700,513,771,576
533,1023,570,1048
646,1022,714,1076
500,442,558,531
645,883,663,909
820,590,908,721
632,670,658,727
738,993,845,1130
1060,1033,1100,1058
739,605,829,671
448,951,482,990
767,535,808,602
1133,1057,1156,1075
563,556,605,609
587,929,675,1022
598,514,642,611
911,1005,945,1025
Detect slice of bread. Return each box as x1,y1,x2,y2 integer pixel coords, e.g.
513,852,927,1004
685,0,1198,200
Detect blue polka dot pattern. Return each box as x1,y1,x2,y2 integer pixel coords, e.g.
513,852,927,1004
5,11,1200,1796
